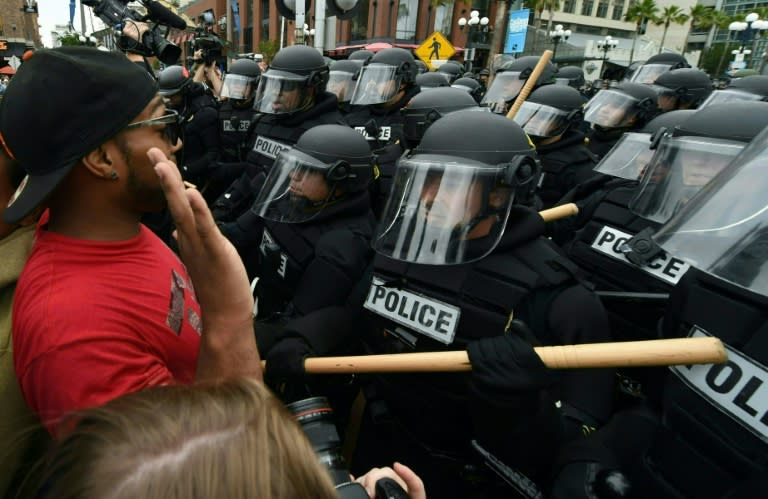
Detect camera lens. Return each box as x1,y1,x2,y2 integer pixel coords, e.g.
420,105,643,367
286,396,350,486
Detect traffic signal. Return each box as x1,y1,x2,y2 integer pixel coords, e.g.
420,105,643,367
275,0,361,20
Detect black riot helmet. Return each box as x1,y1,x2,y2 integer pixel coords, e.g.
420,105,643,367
327,59,361,103
555,65,586,89
374,110,540,265
158,65,193,97
252,124,375,223
481,55,558,114
627,52,690,84
583,82,659,132
451,76,483,102
415,71,451,89
629,102,768,224
350,48,418,106
253,45,330,115
594,109,695,180
649,68,713,111
401,87,481,148
348,49,374,64
414,60,428,74
221,58,261,104
513,84,584,142
699,75,768,108
436,61,463,83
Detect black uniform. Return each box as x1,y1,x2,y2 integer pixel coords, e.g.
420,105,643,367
536,130,599,209
175,83,220,186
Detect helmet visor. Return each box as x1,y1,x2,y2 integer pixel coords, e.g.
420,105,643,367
327,70,356,103
481,71,525,113
583,89,643,128
593,132,653,180
253,70,309,114
629,136,744,224
628,63,672,84
514,101,572,138
221,73,255,101
699,88,764,109
653,128,768,296
373,155,514,265
252,148,335,223
350,65,404,105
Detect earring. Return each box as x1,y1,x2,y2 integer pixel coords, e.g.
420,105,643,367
110,171,119,180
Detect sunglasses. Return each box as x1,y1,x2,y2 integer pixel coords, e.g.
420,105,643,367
125,109,182,145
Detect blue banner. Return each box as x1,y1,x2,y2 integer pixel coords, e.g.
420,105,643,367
230,0,241,33
504,9,529,54
70,0,76,30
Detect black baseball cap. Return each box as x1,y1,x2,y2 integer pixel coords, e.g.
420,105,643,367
0,46,158,224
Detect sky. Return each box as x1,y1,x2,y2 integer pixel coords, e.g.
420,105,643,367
36,0,107,47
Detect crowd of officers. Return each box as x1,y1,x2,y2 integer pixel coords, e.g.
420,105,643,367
132,46,768,498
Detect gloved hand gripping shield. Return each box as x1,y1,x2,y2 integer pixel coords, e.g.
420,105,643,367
373,154,535,265
349,64,404,106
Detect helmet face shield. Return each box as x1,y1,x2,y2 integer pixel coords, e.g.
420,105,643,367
593,132,654,180
629,136,744,224
374,155,514,265
514,101,572,139
481,72,525,113
221,73,256,101
629,63,672,84
653,129,768,296
350,64,404,105
253,71,309,114
252,148,336,223
327,69,356,103
584,89,644,128
699,88,764,109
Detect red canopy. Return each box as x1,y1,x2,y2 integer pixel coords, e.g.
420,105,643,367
0,65,16,75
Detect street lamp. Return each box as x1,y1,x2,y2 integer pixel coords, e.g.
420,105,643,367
596,35,618,79
458,10,490,70
549,24,572,60
302,23,315,46
727,13,768,71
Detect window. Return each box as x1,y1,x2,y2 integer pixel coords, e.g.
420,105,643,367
581,0,594,16
596,0,609,17
243,27,252,53
348,1,369,41
396,0,419,41
563,0,576,14
260,1,269,41
433,1,455,37
612,1,624,20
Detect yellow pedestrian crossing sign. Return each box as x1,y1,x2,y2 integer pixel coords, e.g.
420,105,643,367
415,31,455,71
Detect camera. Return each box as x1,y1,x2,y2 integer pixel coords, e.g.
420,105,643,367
83,0,182,65
287,397,411,499
193,32,224,66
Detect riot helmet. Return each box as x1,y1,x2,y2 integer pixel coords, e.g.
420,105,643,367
348,49,374,64
401,87,481,148
253,45,330,115
252,124,375,223
350,48,417,106
648,68,713,111
373,110,540,265
594,109,694,180
513,84,584,143
699,75,768,108
220,58,261,105
451,76,483,102
652,123,768,296
415,60,428,74
415,71,451,90
555,65,586,90
158,65,193,97
327,59,360,103
583,82,658,131
481,55,558,114
629,102,768,224
627,53,690,84
436,61,463,84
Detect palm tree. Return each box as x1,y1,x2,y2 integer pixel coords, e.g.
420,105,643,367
527,0,560,31
682,4,713,56
625,0,661,65
546,0,562,31
657,6,690,53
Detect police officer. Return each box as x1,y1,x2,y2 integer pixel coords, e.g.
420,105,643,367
346,48,420,216
625,52,690,84
400,86,480,150
451,76,484,103
481,55,558,115
436,60,463,84
699,74,768,108
352,110,615,497
348,49,374,65
648,68,713,111
245,125,376,399
414,71,451,90
556,65,587,91
583,82,659,159
513,84,598,209
158,64,220,187
551,122,768,499
206,58,261,201
326,59,361,114
212,45,345,243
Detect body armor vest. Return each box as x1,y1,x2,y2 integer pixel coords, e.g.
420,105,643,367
218,100,253,162
638,269,768,498
536,132,598,209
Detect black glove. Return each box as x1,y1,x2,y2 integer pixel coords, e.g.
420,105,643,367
265,337,314,386
374,478,410,499
467,326,553,396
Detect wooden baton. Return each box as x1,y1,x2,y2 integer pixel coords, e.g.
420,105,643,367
505,49,554,121
259,337,727,374
539,202,579,222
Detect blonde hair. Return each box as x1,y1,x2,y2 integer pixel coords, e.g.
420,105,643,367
36,378,339,499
